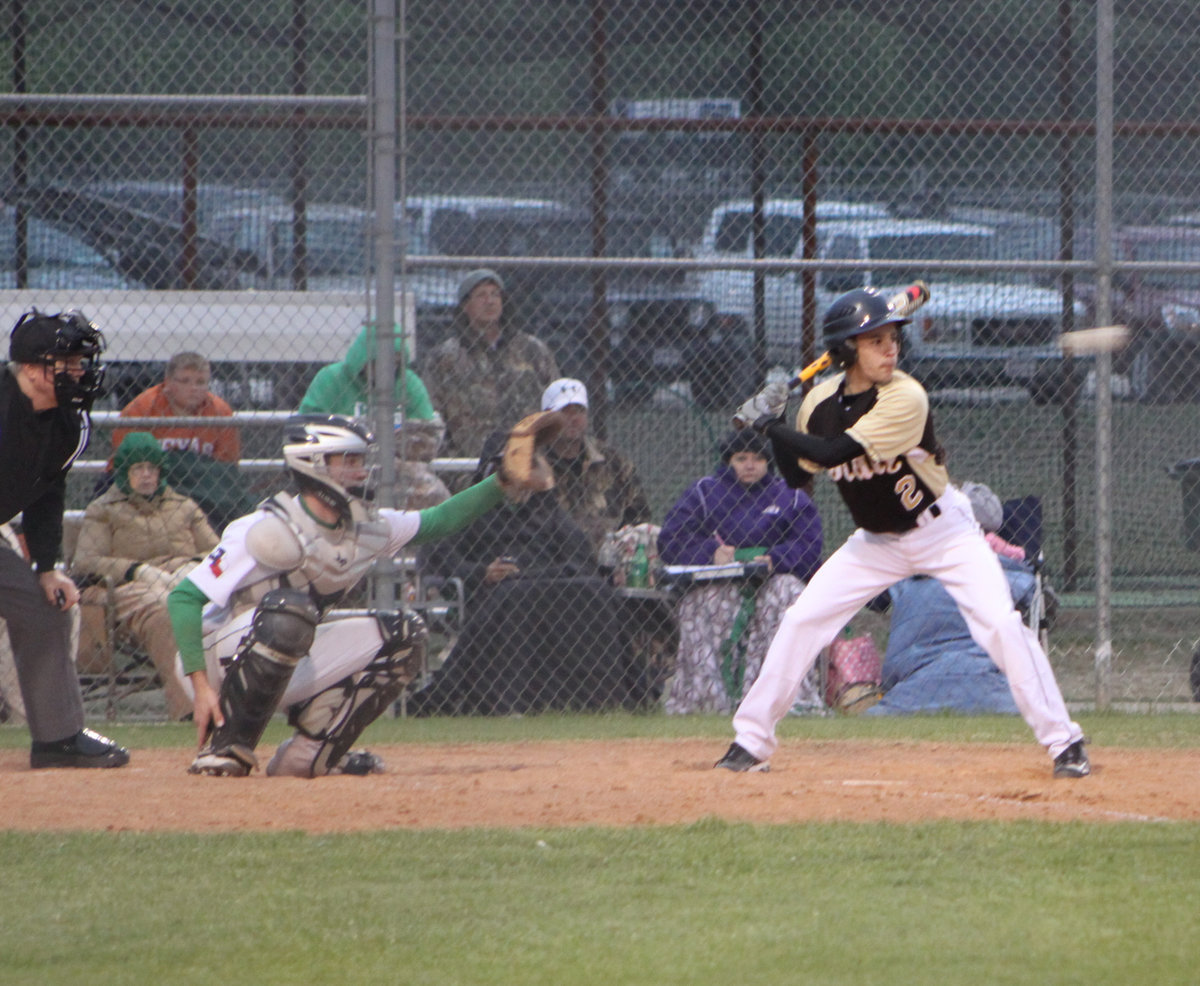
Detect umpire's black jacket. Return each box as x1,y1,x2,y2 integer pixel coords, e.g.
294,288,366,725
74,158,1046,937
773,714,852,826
0,364,90,572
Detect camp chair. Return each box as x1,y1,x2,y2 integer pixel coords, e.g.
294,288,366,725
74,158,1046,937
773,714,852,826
63,513,162,720
998,496,1054,649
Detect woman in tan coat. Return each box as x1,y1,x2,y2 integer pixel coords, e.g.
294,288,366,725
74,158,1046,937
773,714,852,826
71,432,219,719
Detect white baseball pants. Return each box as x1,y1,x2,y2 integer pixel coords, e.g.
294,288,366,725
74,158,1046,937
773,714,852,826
179,608,385,709
732,486,1084,762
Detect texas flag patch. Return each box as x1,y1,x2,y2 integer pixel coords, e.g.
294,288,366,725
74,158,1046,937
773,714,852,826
207,547,226,577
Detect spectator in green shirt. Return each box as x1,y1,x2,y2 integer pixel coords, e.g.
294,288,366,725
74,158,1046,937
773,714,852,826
299,322,434,420
300,324,448,508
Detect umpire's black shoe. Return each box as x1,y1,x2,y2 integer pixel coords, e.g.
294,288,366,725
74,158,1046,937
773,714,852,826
30,728,130,769
1052,739,1090,779
714,742,770,773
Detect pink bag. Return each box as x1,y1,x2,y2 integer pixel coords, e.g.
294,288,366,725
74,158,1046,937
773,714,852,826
824,633,883,714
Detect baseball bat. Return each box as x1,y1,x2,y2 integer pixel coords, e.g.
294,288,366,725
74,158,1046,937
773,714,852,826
785,280,930,390
1058,324,1129,356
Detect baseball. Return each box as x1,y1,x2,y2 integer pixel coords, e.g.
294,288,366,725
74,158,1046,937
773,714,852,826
1058,324,1130,355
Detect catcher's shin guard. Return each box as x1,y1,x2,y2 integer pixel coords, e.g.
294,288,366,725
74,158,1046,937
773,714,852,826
192,589,319,776
276,611,427,777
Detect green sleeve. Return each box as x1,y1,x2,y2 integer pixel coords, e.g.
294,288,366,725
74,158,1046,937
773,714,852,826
399,369,435,420
167,577,212,676
734,546,767,562
411,474,505,545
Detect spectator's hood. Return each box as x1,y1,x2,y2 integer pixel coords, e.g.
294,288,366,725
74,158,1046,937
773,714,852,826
342,322,412,376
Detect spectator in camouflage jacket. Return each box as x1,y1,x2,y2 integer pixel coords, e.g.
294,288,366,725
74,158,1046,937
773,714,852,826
423,269,559,465
539,377,651,549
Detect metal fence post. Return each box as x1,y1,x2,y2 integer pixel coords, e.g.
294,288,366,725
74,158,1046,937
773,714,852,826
1094,0,1115,709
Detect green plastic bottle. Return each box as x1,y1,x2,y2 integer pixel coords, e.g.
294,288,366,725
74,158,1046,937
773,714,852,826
627,543,650,588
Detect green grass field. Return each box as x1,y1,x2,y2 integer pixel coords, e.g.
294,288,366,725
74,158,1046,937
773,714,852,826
1,713,1198,986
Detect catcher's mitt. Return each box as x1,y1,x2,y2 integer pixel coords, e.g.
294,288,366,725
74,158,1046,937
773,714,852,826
496,410,564,501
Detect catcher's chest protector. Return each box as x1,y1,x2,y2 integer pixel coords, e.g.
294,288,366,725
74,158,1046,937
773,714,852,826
263,496,393,598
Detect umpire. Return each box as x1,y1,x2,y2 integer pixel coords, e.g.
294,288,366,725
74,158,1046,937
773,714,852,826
0,309,129,768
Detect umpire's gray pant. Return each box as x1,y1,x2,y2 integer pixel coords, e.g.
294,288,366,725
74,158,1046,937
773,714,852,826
0,543,84,742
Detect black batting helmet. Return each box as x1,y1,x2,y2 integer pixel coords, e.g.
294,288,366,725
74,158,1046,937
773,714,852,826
821,287,909,370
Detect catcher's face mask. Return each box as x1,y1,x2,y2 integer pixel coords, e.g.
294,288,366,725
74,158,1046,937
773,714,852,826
324,450,373,499
10,309,107,410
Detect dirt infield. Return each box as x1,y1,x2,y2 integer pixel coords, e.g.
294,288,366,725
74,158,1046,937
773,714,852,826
1,738,1196,832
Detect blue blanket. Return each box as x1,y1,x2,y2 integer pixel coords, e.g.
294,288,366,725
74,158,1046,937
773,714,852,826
865,556,1036,716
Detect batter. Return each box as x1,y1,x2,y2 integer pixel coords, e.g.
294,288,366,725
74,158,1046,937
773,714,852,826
715,287,1090,779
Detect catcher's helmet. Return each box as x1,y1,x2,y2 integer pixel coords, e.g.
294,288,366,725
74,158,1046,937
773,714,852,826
282,413,377,520
821,287,909,370
8,308,107,410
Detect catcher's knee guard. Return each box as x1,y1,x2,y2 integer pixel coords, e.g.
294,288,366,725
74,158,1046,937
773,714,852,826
277,610,426,777
195,589,320,775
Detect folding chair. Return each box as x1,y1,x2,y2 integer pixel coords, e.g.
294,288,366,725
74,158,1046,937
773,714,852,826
388,548,467,715
63,514,161,720
998,496,1053,650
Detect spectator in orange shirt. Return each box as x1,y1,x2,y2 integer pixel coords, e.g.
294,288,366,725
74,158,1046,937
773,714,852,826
111,352,240,463
109,352,252,531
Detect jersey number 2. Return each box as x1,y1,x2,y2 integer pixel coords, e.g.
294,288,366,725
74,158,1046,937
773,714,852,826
895,475,923,512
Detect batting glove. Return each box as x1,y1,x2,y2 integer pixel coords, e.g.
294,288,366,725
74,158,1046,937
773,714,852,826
735,381,789,432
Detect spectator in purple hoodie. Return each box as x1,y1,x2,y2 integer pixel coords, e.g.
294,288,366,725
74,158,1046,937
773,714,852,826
658,430,823,714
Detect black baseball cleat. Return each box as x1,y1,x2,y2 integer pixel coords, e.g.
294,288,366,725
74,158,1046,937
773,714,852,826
1052,739,1091,778
30,728,130,769
189,743,256,777
714,742,770,773
335,750,385,775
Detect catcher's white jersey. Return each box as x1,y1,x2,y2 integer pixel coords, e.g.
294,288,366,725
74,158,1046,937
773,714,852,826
187,493,421,630
179,493,423,709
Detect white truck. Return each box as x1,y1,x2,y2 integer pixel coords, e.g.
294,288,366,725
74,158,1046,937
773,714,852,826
692,204,1076,395
0,289,388,410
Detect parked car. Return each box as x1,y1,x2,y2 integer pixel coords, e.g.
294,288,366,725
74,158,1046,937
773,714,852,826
694,197,892,262
205,202,405,293
1080,224,1200,403
693,207,1076,396
397,194,741,406
4,184,267,290
0,205,140,289
816,218,1076,393
689,197,892,366
81,181,287,229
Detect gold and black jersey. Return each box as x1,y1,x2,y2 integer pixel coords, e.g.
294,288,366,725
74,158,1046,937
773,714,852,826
795,370,948,534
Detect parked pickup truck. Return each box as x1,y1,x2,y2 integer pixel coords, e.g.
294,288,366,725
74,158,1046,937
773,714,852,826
1077,223,1200,403
692,207,1077,396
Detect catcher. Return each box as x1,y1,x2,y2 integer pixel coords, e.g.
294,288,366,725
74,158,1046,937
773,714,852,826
167,410,560,777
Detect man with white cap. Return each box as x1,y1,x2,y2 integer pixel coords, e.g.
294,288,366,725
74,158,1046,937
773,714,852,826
539,377,650,549
423,268,560,467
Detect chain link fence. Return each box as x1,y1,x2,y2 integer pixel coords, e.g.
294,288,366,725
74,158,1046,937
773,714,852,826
2,0,1200,723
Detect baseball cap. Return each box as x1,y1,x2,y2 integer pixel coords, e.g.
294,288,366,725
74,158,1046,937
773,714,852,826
457,268,505,305
541,378,588,412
